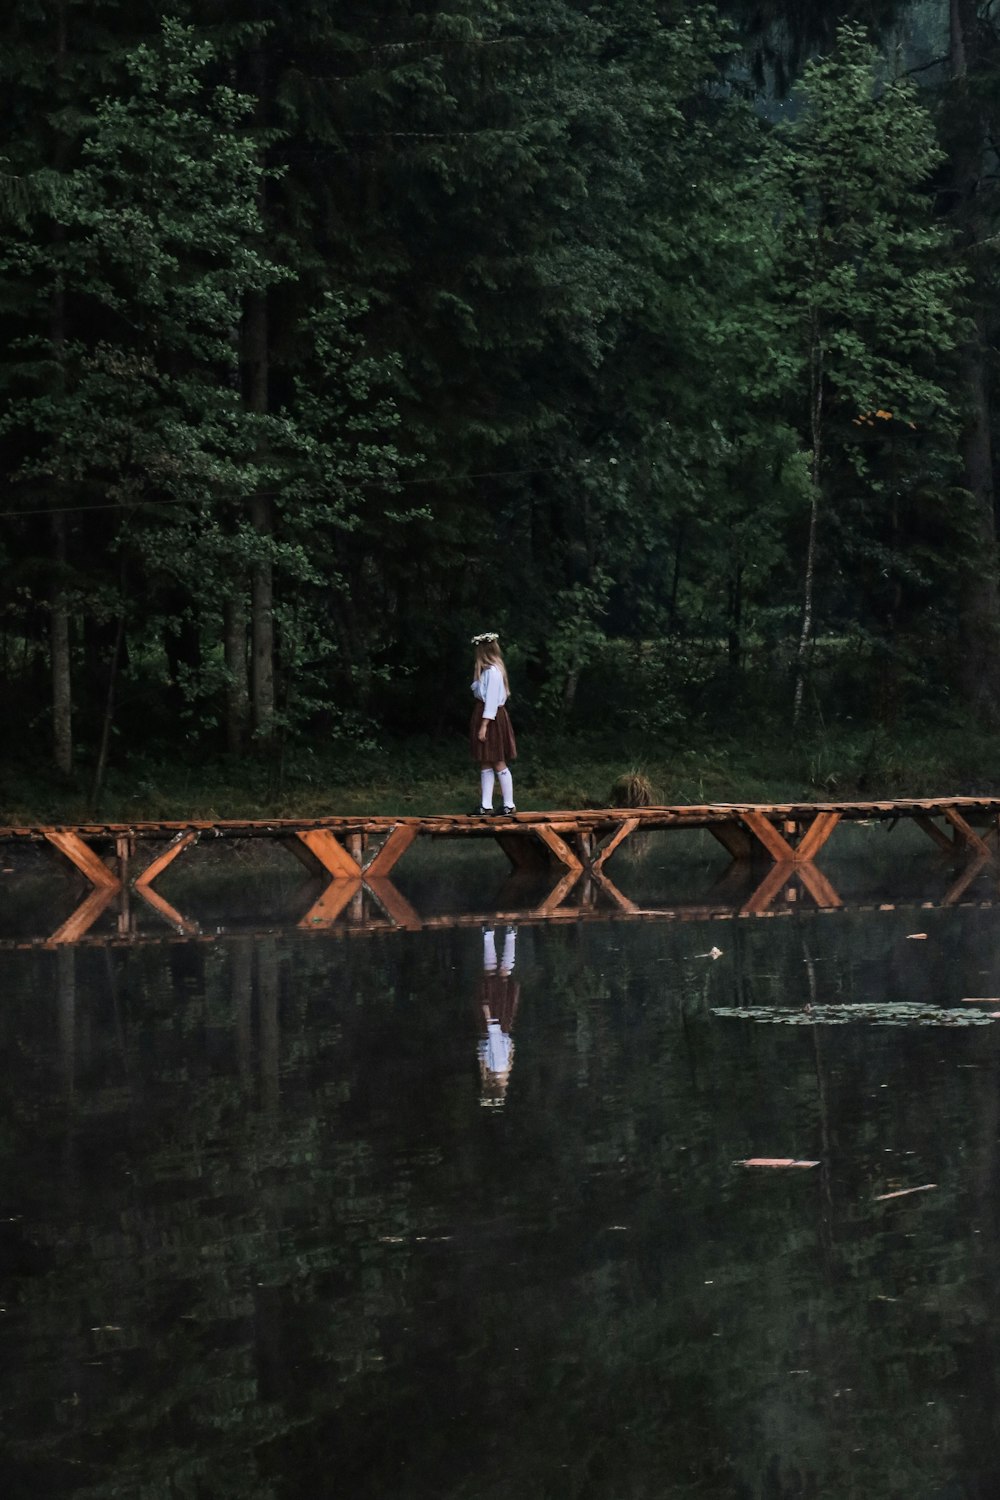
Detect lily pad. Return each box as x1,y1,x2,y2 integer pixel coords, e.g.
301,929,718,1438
712,1003,1000,1027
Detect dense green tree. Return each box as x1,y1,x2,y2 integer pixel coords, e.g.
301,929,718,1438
940,0,1000,717
0,18,283,788
760,24,965,720
0,0,996,784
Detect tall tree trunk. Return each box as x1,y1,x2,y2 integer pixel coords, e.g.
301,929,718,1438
951,0,1000,717
244,27,275,747
956,308,999,713
244,290,274,742
793,322,823,724
224,593,250,754
727,563,743,672
50,6,73,775
90,602,126,815
51,509,72,775
257,938,280,1116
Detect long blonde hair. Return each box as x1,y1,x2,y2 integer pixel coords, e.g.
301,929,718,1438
473,639,511,697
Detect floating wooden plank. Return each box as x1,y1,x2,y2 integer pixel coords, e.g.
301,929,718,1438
133,830,199,890
294,828,361,880
738,1158,820,1169
43,830,120,890
873,1183,937,1202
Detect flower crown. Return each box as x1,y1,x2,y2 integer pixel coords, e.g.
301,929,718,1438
471,631,499,645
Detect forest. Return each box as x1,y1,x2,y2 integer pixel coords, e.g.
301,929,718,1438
0,0,997,810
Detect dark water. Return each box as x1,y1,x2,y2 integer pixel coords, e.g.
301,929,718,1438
4,848,1000,1498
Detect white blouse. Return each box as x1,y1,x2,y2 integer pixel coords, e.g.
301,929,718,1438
471,664,507,721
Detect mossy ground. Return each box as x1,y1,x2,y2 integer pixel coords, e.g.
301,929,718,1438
2,720,998,823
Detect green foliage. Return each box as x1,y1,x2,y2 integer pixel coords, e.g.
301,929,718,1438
0,1,996,784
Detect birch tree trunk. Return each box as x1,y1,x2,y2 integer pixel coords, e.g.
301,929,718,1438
51,510,72,775
793,321,823,724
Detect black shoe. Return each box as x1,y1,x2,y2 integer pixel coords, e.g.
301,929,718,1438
473,805,494,816
502,805,517,817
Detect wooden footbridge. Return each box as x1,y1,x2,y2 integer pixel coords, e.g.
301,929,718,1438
3,796,1000,946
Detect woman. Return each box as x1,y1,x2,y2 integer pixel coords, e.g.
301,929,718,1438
470,631,517,815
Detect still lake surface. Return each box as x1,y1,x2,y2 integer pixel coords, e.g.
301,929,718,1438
4,830,1000,1498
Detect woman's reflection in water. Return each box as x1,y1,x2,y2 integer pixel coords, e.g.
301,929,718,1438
477,925,520,1107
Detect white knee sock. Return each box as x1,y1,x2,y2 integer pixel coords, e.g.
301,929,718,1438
480,768,495,808
500,928,516,975
498,767,514,808
483,928,497,971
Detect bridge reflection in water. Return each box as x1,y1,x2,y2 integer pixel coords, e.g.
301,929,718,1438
5,797,1000,946
5,841,999,949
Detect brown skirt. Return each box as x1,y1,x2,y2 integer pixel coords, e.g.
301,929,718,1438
470,701,517,764
478,973,521,1034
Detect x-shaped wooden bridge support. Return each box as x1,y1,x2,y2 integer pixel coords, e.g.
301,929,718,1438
40,824,431,941
485,811,848,919
37,813,851,941
32,801,1000,943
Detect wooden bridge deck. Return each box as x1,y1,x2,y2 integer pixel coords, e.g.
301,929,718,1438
3,797,1000,945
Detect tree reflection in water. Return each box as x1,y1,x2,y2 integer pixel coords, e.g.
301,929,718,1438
4,911,1000,1497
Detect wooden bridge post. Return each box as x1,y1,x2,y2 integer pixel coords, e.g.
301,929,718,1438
133,830,200,892
591,819,641,873
733,810,841,866
43,830,120,890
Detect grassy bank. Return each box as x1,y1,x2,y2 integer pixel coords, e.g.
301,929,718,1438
2,721,999,823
